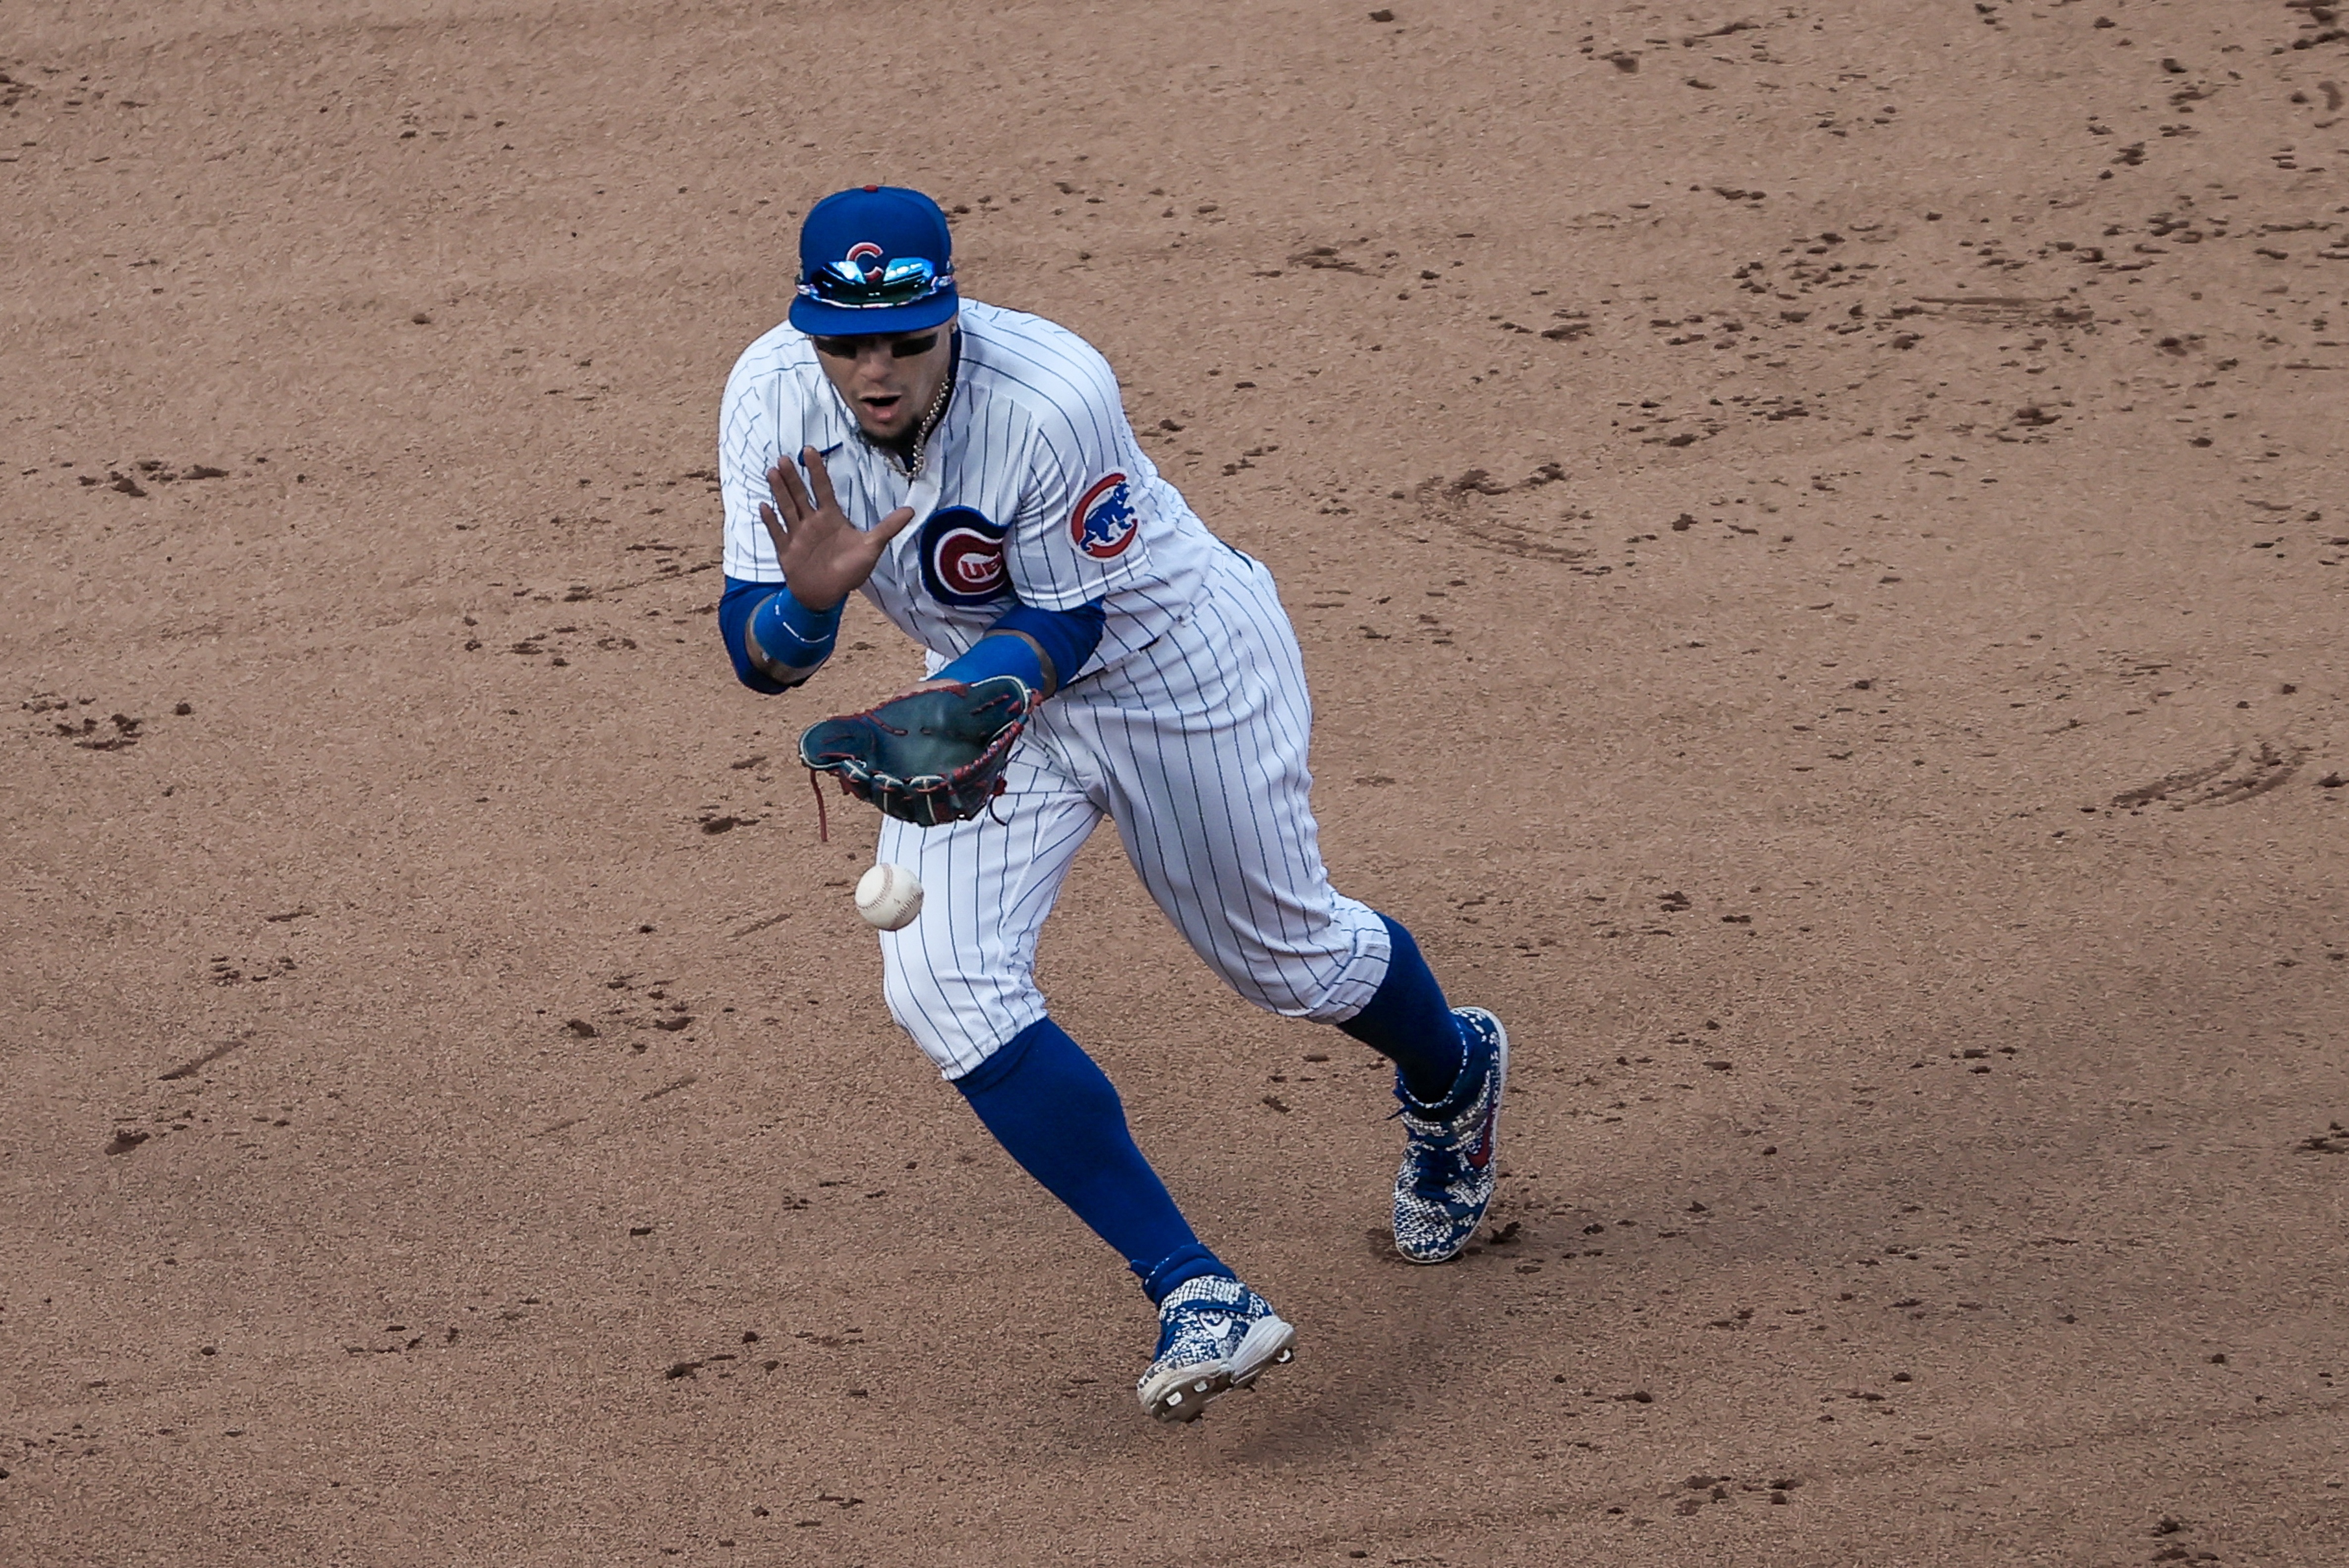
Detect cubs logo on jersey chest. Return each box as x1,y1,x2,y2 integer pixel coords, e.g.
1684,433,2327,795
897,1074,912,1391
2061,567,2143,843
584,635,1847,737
919,505,1013,607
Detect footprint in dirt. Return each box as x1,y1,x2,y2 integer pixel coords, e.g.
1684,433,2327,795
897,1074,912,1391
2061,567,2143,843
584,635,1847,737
2112,740,2301,810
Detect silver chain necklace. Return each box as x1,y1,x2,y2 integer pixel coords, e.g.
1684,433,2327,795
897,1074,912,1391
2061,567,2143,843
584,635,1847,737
902,360,956,478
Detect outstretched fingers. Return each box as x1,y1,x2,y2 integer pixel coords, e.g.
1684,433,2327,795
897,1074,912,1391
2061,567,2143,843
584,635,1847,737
758,500,790,560
765,455,815,525
752,449,914,602
799,446,842,515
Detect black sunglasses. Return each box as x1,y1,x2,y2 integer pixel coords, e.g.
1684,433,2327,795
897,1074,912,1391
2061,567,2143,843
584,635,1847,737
811,330,942,361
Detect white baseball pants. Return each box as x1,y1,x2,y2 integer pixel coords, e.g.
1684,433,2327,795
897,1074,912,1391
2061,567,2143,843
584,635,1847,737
875,548,1394,1078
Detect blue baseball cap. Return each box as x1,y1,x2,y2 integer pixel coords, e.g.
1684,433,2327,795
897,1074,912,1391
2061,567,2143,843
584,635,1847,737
789,185,959,336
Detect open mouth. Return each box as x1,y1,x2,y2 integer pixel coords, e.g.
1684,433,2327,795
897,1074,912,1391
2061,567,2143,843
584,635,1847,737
861,393,904,420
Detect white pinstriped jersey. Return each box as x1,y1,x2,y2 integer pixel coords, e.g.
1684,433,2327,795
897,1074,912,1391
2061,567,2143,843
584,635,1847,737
717,296,1392,1077
719,299,1224,681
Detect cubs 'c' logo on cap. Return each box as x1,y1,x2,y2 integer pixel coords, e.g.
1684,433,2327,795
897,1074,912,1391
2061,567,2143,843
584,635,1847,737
844,241,885,280
1069,473,1139,561
919,506,1013,608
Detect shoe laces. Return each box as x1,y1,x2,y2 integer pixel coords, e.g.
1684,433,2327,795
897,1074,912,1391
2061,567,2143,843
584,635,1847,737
1154,1280,1256,1360
1398,1070,1494,1184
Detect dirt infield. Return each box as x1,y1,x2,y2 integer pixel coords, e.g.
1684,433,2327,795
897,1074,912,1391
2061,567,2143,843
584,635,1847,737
5,2,2346,1563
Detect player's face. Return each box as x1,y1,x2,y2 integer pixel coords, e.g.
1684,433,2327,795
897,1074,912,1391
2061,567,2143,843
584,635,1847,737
812,317,957,443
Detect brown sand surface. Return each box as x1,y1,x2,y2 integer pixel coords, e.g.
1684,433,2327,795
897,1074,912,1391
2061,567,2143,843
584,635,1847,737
5,1,2348,1562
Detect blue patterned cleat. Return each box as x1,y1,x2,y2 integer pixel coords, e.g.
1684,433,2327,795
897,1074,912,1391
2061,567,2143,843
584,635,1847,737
1392,1007,1509,1264
1135,1276,1296,1423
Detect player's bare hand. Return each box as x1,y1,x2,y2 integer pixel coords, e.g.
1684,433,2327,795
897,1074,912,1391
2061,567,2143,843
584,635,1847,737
758,447,917,611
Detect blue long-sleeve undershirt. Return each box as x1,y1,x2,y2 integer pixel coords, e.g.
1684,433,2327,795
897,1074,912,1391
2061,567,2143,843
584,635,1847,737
718,576,1105,696
936,602,1105,693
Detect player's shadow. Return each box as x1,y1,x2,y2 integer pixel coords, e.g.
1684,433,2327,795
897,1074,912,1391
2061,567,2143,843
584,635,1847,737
1215,1236,1534,1466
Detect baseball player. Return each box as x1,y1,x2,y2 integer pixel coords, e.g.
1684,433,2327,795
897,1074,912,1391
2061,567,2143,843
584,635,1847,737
715,185,1508,1422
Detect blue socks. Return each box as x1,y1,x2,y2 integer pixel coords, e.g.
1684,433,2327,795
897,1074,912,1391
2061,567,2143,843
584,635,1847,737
953,1018,1233,1304
1338,914,1468,1104
951,917,1461,1302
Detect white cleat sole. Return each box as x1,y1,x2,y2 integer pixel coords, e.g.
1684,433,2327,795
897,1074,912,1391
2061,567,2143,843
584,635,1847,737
1138,1316,1297,1423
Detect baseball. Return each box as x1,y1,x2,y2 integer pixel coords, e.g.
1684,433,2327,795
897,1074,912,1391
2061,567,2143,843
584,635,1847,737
855,863,924,931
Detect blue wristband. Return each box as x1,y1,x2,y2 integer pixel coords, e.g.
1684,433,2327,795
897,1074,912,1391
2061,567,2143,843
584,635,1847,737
752,589,841,661
720,576,839,691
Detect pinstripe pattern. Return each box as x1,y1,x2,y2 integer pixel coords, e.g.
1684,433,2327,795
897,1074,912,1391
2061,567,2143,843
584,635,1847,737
719,300,1211,682
721,298,1386,1078
878,549,1392,1079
